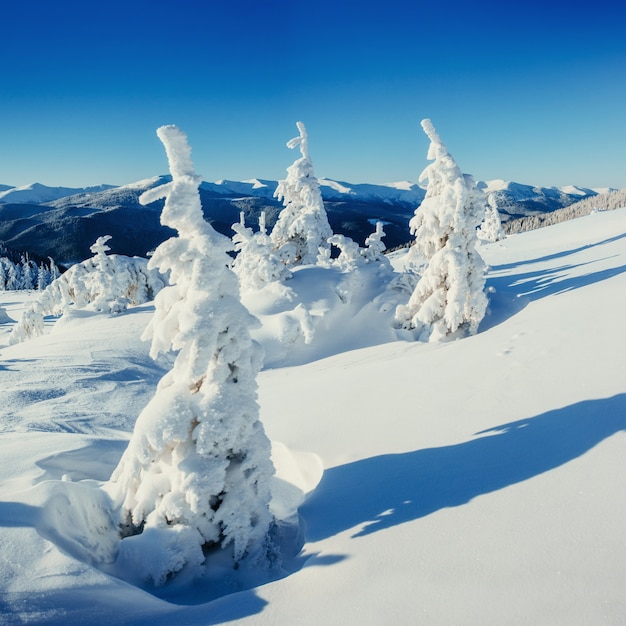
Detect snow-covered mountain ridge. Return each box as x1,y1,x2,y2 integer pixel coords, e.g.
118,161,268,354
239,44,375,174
0,177,612,209
0,176,617,264
0,182,115,205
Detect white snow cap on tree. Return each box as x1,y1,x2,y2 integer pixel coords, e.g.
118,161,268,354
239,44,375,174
105,125,275,586
271,122,333,265
395,119,488,341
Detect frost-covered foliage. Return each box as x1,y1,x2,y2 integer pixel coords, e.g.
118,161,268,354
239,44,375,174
478,195,505,242
362,221,390,263
271,122,333,266
105,125,275,586
395,119,487,342
324,222,392,272
232,212,292,289
0,250,59,291
504,187,626,234
8,238,163,344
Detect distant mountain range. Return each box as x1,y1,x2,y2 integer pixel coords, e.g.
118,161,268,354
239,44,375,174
0,177,614,264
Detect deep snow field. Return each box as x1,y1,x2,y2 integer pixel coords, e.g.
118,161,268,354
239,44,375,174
1,207,626,625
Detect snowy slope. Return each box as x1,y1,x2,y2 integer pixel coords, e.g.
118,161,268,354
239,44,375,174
1,208,626,624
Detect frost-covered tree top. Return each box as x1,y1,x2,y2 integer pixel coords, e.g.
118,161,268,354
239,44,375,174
106,125,275,586
90,235,112,257
396,119,488,341
271,122,333,266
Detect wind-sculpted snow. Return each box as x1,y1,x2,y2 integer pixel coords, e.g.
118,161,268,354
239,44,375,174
0,305,168,435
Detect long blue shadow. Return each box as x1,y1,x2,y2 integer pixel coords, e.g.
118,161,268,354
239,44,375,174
487,262,626,302
300,395,626,541
492,231,626,271
0,502,39,527
481,260,626,331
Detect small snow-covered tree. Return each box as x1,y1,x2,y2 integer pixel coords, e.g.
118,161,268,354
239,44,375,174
5,260,21,291
361,221,389,264
105,125,275,586
271,122,332,266
395,119,487,341
20,254,36,290
37,263,50,291
232,211,292,289
477,194,505,242
48,257,60,282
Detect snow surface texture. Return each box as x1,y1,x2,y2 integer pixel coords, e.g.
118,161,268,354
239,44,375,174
395,119,488,341
1,205,626,623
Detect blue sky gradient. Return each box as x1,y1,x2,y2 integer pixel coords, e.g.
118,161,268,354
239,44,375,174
1,0,624,188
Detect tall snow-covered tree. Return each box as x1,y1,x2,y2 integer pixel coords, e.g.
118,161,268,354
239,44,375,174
395,119,488,341
271,121,332,266
105,125,275,586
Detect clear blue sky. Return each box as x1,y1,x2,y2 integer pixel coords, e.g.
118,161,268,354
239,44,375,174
1,0,624,189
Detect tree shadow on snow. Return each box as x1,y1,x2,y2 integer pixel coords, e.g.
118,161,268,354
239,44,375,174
300,395,626,541
481,260,626,332
493,231,626,271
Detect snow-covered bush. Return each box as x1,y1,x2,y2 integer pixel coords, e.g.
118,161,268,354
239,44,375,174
271,122,333,266
326,234,364,271
325,222,392,272
395,119,488,341
105,125,275,586
8,238,164,344
232,211,292,289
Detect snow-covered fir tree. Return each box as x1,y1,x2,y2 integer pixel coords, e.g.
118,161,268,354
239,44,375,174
0,249,59,291
477,194,505,242
105,125,275,586
4,260,21,291
232,211,292,289
395,119,488,341
20,254,35,290
271,122,333,266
